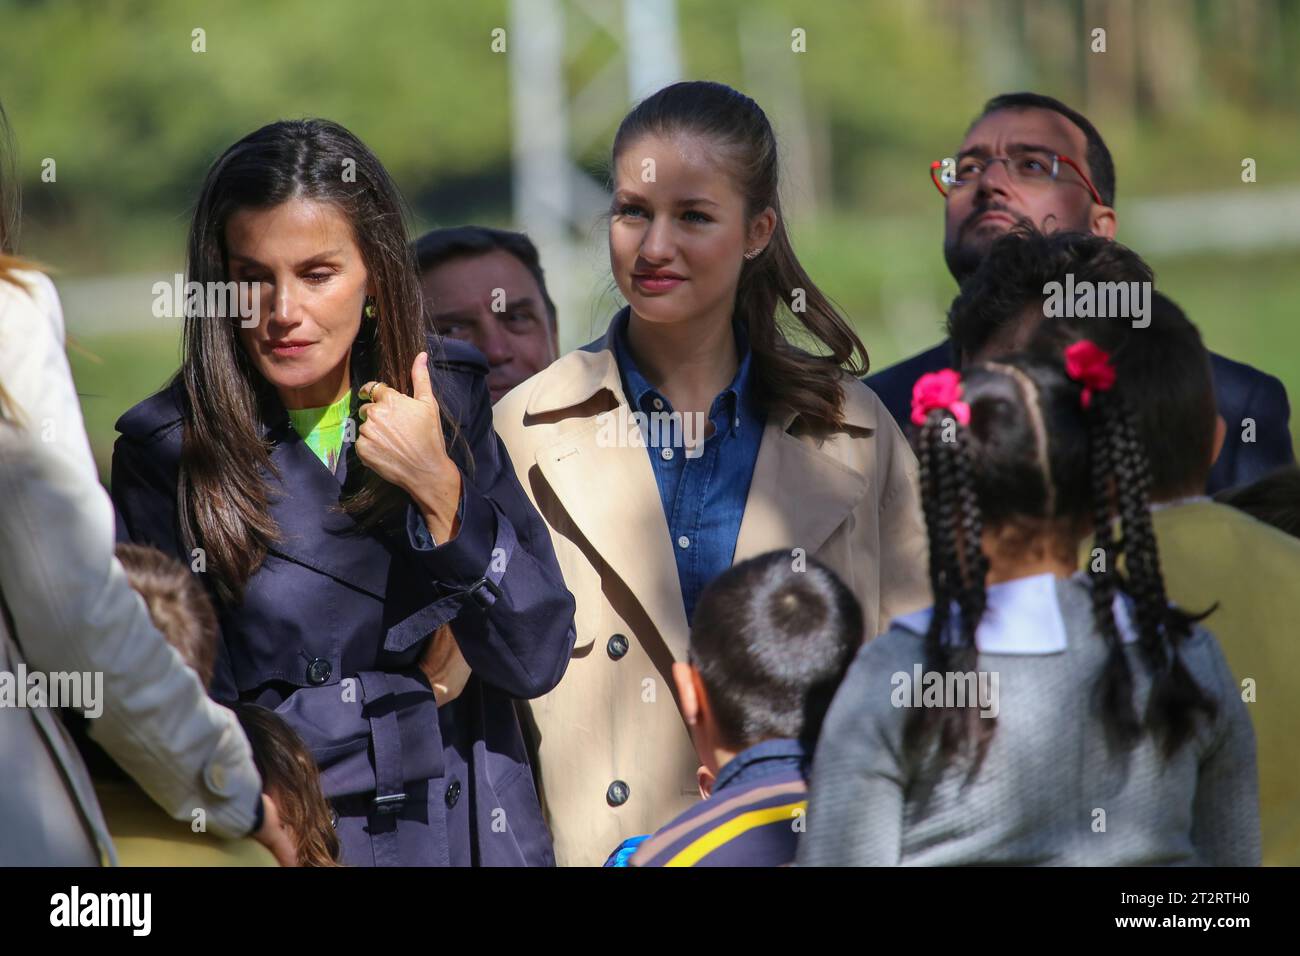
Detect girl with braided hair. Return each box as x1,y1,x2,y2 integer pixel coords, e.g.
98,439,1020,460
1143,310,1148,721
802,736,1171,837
799,345,1259,866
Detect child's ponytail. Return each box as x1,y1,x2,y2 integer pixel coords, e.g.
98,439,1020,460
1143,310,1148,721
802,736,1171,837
907,371,991,761
1067,341,1218,756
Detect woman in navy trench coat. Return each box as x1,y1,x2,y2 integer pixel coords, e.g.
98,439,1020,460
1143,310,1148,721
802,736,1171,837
111,118,576,866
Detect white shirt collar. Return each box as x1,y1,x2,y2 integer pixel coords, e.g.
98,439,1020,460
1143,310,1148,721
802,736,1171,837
1150,494,1212,514
889,572,1138,655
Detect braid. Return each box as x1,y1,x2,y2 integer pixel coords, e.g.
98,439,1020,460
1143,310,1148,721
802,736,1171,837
948,426,993,763
1110,401,1218,755
907,414,953,755
905,412,990,762
1085,394,1141,749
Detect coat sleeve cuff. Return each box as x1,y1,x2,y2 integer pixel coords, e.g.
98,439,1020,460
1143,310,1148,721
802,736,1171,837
405,480,496,588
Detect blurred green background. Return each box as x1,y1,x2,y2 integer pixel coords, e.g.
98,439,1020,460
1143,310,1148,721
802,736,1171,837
2,0,1297,479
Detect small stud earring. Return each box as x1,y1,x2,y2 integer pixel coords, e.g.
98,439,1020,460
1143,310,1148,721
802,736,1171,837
363,297,376,319
743,248,761,260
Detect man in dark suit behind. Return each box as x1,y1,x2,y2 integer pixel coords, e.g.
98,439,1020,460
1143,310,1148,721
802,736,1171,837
865,92,1293,493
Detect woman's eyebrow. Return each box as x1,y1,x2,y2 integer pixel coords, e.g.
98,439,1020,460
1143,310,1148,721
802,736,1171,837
227,249,345,269
613,190,718,208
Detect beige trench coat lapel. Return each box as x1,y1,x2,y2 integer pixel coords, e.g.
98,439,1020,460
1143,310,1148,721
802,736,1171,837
733,404,872,566
525,341,691,661
522,330,878,664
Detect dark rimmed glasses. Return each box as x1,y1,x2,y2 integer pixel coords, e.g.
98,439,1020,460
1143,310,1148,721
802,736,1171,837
930,148,1104,206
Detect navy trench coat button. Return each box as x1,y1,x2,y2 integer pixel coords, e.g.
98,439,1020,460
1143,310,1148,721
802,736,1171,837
445,780,462,809
306,658,332,685
606,634,630,660
606,780,630,806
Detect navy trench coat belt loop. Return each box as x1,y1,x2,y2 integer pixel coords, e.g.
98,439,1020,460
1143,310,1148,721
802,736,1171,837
356,670,411,867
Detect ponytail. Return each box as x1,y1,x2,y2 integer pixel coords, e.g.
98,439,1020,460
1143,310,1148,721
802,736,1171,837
906,372,991,763
734,213,868,431
1069,342,1218,756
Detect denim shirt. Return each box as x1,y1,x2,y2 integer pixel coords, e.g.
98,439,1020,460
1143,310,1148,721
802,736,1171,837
611,309,765,623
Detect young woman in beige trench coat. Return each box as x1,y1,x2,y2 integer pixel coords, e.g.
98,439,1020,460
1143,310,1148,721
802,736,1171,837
492,81,930,866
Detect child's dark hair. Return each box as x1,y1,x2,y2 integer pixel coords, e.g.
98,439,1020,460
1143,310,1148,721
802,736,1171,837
114,542,219,689
910,351,1217,762
945,226,1154,363
1215,465,1300,540
232,703,341,867
611,80,869,432
688,551,863,752
1029,291,1217,500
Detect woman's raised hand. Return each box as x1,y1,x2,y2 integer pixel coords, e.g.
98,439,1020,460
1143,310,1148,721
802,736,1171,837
356,352,463,543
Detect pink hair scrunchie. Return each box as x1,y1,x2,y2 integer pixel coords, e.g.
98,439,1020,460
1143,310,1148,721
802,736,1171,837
911,369,971,427
1064,340,1117,409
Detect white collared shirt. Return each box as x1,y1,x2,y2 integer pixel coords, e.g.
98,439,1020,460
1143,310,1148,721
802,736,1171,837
889,571,1138,654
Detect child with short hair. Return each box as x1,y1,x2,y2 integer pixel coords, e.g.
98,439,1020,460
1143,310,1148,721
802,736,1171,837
630,551,862,867
98,543,339,866
800,346,1259,866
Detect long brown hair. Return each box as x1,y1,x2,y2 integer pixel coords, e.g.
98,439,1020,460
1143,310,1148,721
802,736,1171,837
611,81,869,431
178,119,435,603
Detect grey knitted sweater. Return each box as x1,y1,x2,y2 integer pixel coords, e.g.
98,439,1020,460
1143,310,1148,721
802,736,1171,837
799,574,1260,866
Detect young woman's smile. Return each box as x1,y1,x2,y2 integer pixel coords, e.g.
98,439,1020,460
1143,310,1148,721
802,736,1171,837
631,267,687,295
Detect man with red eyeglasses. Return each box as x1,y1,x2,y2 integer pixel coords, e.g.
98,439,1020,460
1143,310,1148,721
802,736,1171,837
865,91,1293,493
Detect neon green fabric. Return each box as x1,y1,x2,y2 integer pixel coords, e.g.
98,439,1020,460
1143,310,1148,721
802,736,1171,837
286,390,352,473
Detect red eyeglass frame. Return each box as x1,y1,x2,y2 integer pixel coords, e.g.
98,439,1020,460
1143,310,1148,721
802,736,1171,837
930,153,1104,206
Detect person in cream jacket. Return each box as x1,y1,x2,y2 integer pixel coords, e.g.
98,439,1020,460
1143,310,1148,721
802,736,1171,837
0,266,281,865
493,311,929,865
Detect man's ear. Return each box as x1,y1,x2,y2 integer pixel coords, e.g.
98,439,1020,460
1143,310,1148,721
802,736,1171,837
1090,206,1117,240
1212,413,1227,467
672,662,699,727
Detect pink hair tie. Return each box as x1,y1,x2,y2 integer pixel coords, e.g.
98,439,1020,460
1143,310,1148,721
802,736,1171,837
911,369,970,427
1064,340,1117,409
